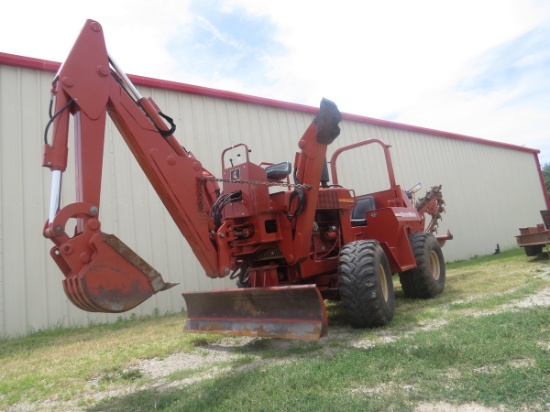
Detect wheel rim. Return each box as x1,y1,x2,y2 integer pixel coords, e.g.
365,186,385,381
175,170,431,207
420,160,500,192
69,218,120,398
429,250,440,280
379,263,389,301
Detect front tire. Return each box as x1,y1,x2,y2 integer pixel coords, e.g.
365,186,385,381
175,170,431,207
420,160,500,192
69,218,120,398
338,240,395,327
399,233,445,298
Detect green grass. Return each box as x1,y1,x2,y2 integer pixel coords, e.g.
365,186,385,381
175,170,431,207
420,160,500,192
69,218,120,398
84,307,550,412
1,247,549,411
0,312,221,407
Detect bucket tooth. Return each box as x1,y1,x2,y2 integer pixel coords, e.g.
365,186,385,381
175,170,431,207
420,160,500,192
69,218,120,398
61,233,177,313
182,285,328,341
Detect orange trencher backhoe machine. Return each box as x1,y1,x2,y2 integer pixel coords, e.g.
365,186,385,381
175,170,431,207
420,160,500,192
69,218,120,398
42,20,452,340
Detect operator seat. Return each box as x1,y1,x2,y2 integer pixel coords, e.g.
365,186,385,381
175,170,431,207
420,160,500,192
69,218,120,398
350,196,377,227
265,161,292,181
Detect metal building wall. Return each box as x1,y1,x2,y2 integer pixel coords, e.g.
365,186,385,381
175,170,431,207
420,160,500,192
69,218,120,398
0,60,547,337
328,122,548,262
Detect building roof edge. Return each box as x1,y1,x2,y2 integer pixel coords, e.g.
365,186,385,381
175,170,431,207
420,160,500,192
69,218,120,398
0,52,539,155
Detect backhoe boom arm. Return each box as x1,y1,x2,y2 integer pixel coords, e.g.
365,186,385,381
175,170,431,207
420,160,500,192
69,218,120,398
42,20,222,312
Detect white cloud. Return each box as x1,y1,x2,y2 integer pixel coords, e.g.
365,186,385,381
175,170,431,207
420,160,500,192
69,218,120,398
2,0,550,164
0,0,191,80
221,0,550,163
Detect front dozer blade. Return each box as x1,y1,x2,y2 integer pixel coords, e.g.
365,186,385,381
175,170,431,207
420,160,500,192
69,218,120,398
60,233,177,313
182,285,328,340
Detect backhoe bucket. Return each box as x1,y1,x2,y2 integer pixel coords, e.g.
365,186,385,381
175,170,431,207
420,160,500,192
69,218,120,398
182,285,328,340
60,233,177,313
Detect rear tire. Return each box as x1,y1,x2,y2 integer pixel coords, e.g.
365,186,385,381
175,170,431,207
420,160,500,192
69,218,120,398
338,240,395,327
399,233,445,299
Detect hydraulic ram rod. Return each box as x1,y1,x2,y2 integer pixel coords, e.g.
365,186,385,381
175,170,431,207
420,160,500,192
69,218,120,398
48,170,62,224
108,54,142,101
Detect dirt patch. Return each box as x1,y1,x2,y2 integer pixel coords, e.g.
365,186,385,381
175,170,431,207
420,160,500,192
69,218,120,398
508,287,550,308
415,402,502,412
138,349,243,379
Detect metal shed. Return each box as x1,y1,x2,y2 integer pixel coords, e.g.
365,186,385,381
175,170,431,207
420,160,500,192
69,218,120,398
1,52,548,337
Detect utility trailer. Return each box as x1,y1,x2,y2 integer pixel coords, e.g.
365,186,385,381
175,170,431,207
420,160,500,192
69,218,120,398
515,210,550,256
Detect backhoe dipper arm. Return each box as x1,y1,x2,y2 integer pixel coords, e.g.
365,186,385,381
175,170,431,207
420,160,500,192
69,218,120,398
42,20,221,313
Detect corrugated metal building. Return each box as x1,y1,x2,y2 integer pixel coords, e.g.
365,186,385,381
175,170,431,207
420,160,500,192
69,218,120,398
1,52,548,337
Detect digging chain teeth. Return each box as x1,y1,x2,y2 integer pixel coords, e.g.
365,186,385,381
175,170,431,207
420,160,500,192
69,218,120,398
416,185,446,234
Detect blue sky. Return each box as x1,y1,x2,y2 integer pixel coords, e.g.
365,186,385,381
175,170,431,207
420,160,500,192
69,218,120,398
1,0,549,165
166,1,284,88
459,26,550,116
